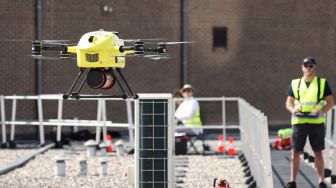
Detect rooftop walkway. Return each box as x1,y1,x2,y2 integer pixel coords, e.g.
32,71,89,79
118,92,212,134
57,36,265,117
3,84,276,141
271,150,332,188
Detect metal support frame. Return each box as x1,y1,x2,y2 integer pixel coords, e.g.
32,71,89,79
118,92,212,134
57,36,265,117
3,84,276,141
1,96,6,145
102,99,107,143
332,109,336,174
37,96,45,145
180,0,188,86
63,68,138,99
0,94,276,187
324,107,336,181
56,97,63,142
222,96,226,151
96,99,103,143
10,97,17,141
238,98,273,188
95,99,107,144
115,68,137,98
1,95,135,148
126,99,134,146
325,110,332,168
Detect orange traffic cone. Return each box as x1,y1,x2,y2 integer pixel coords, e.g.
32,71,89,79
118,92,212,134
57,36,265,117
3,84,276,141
216,134,225,154
106,134,113,152
226,137,236,155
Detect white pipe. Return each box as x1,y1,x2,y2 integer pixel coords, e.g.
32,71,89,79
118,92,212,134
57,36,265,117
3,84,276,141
167,96,174,188
325,110,332,167
134,99,139,188
126,99,134,147
3,94,137,101
172,97,176,187
37,96,45,145
222,96,226,153
102,99,107,143
4,95,240,102
95,99,102,143
3,120,130,127
10,97,17,141
1,96,6,144
332,110,336,172
56,98,63,142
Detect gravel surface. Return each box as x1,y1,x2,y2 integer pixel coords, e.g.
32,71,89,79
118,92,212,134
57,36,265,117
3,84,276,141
0,149,34,166
0,148,247,188
178,155,246,188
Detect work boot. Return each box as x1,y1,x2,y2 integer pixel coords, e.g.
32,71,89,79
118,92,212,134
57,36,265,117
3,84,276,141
285,181,296,188
319,182,327,188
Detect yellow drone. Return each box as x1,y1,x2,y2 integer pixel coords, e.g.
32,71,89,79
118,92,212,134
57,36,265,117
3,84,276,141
32,29,190,99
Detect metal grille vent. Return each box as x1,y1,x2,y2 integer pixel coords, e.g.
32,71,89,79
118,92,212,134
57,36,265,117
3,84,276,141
85,53,99,62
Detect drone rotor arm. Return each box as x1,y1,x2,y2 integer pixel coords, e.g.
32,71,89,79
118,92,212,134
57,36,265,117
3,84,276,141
66,46,77,53
119,46,134,52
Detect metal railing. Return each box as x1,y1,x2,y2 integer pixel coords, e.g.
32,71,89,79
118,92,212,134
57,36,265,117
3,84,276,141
238,98,274,188
319,107,336,182
0,95,274,187
174,97,273,188
173,97,239,150
0,94,135,146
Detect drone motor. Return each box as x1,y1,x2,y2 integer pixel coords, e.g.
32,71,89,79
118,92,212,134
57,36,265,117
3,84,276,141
134,40,144,55
87,69,115,89
32,41,42,56
157,43,167,54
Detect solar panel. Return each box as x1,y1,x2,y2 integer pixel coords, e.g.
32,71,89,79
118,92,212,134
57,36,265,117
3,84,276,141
135,94,173,188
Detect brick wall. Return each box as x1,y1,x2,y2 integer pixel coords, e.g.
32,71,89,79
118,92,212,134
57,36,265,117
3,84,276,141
188,0,336,125
0,1,335,136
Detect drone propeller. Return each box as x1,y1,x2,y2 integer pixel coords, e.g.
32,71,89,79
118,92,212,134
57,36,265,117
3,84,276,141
122,38,166,43
29,55,60,60
2,39,32,43
150,56,172,60
39,41,77,46
29,55,76,60
144,54,172,60
41,40,71,43
160,41,194,45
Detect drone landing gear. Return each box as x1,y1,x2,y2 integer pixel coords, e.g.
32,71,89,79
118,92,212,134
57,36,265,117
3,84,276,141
62,68,138,99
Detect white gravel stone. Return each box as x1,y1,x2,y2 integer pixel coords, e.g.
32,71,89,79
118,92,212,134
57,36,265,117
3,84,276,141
0,149,33,166
0,148,248,188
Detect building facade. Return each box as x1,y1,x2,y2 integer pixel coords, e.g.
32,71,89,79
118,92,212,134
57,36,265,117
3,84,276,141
0,1,335,134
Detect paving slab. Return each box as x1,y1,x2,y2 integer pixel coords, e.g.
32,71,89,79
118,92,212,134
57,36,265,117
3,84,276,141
271,150,332,188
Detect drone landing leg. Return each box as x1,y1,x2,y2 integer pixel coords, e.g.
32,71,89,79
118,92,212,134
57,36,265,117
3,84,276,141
116,68,138,99
63,68,86,99
73,77,87,95
111,69,128,99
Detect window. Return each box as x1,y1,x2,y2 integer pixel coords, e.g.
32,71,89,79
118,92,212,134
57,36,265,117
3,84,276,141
213,27,228,49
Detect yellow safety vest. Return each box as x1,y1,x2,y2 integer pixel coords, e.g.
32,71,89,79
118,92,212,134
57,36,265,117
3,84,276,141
182,102,202,128
291,76,326,125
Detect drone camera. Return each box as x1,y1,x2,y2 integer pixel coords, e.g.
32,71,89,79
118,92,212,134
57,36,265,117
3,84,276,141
32,41,42,56
87,69,115,89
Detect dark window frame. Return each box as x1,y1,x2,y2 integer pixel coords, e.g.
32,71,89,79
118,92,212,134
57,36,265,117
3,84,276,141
213,27,228,50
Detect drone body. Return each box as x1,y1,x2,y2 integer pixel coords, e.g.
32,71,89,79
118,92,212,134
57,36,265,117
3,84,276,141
69,30,127,68
32,29,186,99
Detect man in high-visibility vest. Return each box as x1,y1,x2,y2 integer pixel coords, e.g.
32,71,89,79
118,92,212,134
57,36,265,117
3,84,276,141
285,56,334,188
175,84,203,135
